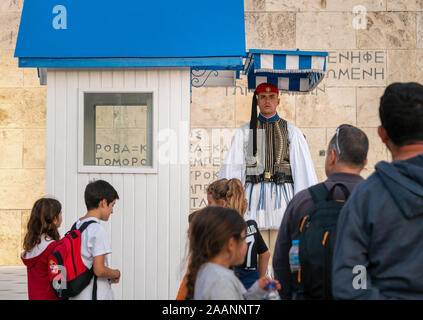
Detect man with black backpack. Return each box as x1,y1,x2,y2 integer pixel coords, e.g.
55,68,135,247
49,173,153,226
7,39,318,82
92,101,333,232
272,124,369,300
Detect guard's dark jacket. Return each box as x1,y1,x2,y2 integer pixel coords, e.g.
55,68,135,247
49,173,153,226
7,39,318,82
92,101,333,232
332,154,423,299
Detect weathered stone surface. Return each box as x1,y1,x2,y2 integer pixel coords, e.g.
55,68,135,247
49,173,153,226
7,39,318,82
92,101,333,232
266,0,386,12
417,13,423,48
0,0,23,12
315,166,327,183
0,13,20,49
296,12,356,49
325,50,387,87
0,88,46,128
0,129,23,168
0,169,45,210
387,50,423,83
23,68,42,88
357,12,417,49
357,87,385,127
191,87,236,128
23,129,46,169
387,0,423,11
299,127,327,169
361,127,390,169
0,50,23,87
244,0,265,11
296,87,356,127
0,210,21,265
245,12,296,50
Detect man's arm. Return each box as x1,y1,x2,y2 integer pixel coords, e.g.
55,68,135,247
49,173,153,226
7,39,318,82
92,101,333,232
93,254,120,282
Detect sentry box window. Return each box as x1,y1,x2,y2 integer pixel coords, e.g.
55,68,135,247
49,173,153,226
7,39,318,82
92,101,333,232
78,90,156,173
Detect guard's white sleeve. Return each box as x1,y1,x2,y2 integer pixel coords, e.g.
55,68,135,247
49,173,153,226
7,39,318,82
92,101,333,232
219,123,249,185
287,122,318,194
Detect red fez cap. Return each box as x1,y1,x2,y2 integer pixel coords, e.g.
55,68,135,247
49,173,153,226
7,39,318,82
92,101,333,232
255,82,279,94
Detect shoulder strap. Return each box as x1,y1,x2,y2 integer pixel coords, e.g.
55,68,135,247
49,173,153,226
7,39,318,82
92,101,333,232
326,183,350,201
76,220,98,233
308,183,329,204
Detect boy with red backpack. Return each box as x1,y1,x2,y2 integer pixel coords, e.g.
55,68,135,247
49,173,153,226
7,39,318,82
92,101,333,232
71,180,120,300
49,180,120,300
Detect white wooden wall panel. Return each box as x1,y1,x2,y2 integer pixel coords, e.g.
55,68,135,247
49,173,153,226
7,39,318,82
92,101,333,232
46,68,190,300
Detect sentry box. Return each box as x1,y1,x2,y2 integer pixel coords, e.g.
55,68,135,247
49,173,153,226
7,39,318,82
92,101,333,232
14,0,326,299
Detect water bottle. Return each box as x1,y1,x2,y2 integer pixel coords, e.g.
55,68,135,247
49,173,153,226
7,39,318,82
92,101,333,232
289,240,300,273
263,282,280,300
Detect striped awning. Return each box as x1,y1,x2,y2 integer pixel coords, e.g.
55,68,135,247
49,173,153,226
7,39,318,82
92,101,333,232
245,49,328,92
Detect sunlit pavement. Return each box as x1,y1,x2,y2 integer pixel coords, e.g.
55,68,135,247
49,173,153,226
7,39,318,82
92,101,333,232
0,267,27,300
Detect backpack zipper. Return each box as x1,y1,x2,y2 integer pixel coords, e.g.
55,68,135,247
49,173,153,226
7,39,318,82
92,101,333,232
322,231,329,246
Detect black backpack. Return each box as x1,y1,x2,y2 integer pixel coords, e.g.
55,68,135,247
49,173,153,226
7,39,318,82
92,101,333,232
297,182,350,300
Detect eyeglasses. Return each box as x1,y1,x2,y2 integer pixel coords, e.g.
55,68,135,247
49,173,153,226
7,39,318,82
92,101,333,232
335,124,354,156
335,127,342,156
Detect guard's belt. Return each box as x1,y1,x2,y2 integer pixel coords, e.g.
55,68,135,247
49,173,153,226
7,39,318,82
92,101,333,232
246,171,293,185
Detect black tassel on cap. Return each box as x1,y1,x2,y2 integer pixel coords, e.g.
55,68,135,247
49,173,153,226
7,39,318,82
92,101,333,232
250,91,258,157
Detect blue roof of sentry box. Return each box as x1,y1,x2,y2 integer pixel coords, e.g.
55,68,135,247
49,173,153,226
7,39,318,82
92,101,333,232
14,0,246,69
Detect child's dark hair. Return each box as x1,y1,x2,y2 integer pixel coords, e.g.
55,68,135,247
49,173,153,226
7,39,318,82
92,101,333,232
23,198,62,252
185,206,247,300
84,180,119,211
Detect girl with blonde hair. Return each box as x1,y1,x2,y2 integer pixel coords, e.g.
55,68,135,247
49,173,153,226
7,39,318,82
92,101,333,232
207,178,271,289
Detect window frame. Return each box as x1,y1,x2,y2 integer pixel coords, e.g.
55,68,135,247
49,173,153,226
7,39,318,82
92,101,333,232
77,87,158,174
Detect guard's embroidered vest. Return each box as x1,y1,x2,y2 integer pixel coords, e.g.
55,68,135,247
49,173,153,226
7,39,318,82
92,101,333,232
246,117,293,185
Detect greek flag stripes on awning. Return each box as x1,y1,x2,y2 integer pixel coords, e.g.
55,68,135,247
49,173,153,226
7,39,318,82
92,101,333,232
245,49,328,92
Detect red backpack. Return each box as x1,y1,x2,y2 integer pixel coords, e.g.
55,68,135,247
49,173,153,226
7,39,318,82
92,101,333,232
48,220,98,299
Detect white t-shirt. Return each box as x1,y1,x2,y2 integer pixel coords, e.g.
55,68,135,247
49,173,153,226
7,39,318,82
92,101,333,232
70,217,114,300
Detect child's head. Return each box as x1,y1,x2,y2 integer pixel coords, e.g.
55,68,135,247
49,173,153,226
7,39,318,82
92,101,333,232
23,198,62,252
206,178,228,207
186,206,247,299
84,180,119,221
207,178,248,217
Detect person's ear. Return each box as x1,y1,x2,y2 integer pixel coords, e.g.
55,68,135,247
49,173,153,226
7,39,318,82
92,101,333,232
99,199,107,209
218,199,227,207
378,125,389,144
363,158,368,168
330,149,337,165
226,237,236,253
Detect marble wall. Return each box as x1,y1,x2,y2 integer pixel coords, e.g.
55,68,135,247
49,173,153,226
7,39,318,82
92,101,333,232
0,0,46,265
1,0,422,265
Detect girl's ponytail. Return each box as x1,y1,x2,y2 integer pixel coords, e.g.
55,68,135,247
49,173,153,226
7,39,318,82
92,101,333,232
226,179,248,217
